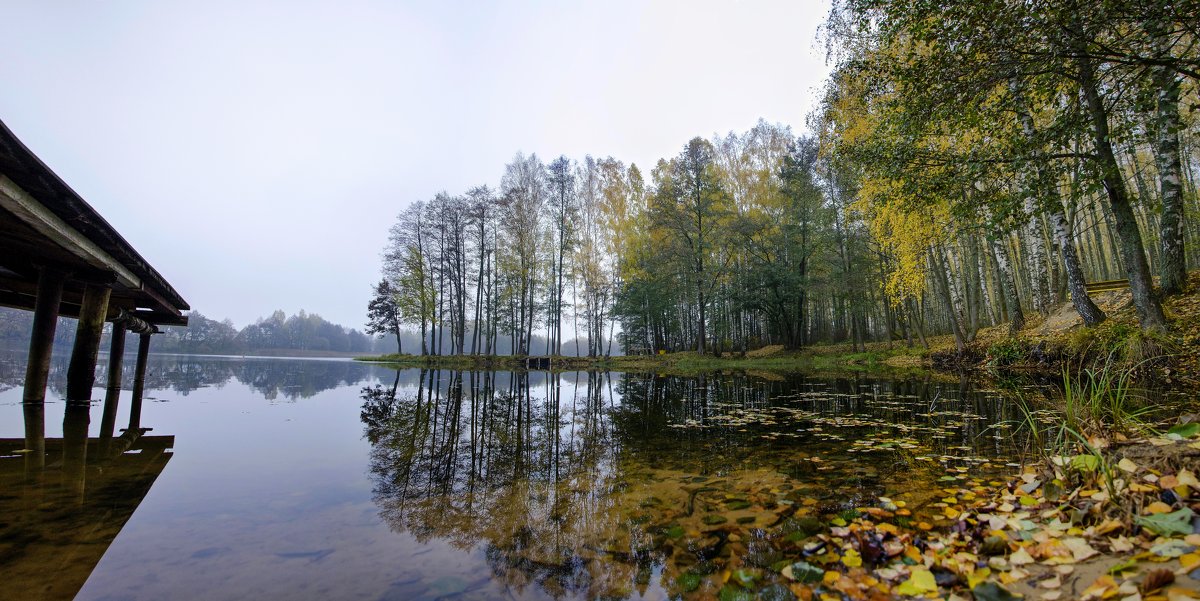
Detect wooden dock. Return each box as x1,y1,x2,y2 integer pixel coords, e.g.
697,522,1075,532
0,117,189,471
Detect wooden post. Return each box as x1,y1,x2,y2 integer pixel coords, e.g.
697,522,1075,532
65,284,111,403
128,332,151,431
21,267,67,405
99,322,127,451
22,402,45,475
62,401,90,498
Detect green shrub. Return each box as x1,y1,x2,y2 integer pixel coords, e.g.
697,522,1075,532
986,338,1028,367
1067,321,1176,368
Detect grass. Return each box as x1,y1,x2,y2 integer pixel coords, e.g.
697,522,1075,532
1008,362,1157,503
354,345,932,375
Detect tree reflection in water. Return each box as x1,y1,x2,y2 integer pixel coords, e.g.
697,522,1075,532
361,370,1029,600
0,352,375,400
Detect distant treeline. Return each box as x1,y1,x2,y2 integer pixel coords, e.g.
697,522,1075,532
0,306,614,357
0,307,381,355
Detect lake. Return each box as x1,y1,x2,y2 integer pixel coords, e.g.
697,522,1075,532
0,353,1034,600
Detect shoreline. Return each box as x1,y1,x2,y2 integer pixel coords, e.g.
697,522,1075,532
356,274,1200,387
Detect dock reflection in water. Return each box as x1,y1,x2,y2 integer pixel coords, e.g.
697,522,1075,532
1,393,172,600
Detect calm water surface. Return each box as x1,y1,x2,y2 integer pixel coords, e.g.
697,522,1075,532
0,353,1033,600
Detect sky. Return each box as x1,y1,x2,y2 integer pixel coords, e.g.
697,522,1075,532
1,1,832,331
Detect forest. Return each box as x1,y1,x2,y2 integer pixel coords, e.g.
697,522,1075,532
371,1,1198,358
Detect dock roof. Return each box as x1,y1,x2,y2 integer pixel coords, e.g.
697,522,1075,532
0,119,189,326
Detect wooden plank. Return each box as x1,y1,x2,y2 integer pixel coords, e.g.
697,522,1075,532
1085,279,1130,293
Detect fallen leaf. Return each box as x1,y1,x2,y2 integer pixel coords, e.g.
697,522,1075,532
966,567,991,589
1117,458,1139,473
1140,568,1174,593
895,568,937,596
1167,423,1200,439
1147,501,1173,514
1149,540,1195,558
1062,537,1100,562
1180,552,1200,569
1137,508,1195,537
1177,469,1199,491
1107,558,1137,575
1039,576,1062,589
1080,575,1118,601
1010,548,1035,565
972,581,1021,601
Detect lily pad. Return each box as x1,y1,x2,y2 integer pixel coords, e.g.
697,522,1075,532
676,572,703,592
731,568,761,587
718,585,754,601
780,561,824,583
758,583,796,601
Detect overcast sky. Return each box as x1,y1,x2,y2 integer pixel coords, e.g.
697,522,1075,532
2,1,832,331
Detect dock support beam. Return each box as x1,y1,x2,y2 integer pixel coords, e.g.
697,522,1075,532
62,401,90,497
21,268,66,473
62,284,109,495
99,322,127,451
66,284,111,402
128,333,151,431
22,268,66,406
23,402,45,476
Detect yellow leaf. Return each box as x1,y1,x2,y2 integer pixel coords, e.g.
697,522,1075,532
1080,575,1118,601
1147,501,1173,514
1117,458,1139,473
1178,469,1200,491
895,568,937,596
967,567,991,589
